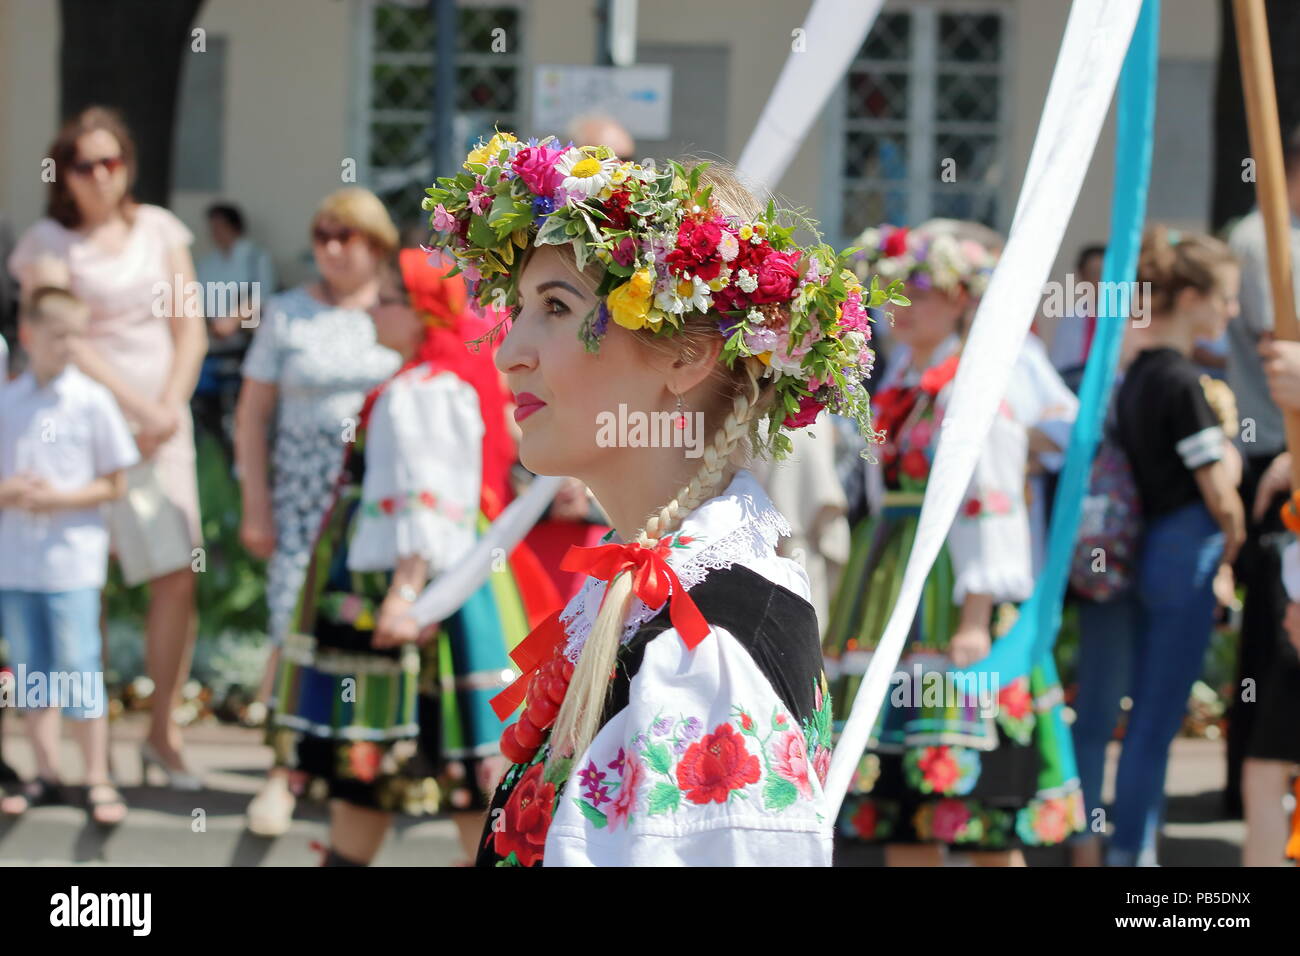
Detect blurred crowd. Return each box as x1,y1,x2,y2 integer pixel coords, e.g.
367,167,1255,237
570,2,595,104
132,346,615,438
0,104,1296,867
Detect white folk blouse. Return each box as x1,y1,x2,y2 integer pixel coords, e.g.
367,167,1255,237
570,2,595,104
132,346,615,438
538,470,834,867
346,365,483,575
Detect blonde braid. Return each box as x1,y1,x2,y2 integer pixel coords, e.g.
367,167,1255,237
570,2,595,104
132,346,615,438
548,362,763,764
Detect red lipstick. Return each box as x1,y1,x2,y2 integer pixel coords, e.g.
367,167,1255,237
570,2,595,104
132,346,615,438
513,392,546,423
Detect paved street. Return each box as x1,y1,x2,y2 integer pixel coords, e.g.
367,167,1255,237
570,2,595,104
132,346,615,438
0,714,1248,866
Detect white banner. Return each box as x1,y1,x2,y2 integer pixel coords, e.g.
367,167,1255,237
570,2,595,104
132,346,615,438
735,0,884,190
825,0,1144,818
406,475,564,626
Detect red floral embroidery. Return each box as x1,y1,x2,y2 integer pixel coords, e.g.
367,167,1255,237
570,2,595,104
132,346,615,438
348,741,382,783
418,490,437,509
919,355,960,396
851,800,879,840
676,724,761,804
379,497,400,515
491,762,555,866
901,449,930,480
963,498,982,517
999,679,1032,721
930,798,971,842
917,746,961,794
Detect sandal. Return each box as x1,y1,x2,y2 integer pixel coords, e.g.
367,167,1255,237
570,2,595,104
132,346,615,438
84,783,128,827
1,777,64,816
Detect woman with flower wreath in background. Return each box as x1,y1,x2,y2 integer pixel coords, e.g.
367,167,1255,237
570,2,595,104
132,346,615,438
266,248,557,866
824,223,1086,866
421,132,902,866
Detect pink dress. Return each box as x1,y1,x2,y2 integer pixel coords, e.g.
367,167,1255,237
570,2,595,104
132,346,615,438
7,204,203,546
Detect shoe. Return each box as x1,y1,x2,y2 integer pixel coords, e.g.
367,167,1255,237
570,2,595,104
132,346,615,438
245,779,295,837
140,742,202,791
1,777,64,816
84,783,128,828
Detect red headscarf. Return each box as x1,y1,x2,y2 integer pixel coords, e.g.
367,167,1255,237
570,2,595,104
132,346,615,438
359,249,515,508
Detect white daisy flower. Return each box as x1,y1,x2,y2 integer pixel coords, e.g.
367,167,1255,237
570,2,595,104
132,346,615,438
556,149,620,199
674,275,713,313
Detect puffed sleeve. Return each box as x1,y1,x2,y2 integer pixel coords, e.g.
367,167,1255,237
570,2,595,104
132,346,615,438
544,626,834,867
945,409,1034,605
240,291,290,383
346,369,483,574
145,205,194,249
6,219,71,285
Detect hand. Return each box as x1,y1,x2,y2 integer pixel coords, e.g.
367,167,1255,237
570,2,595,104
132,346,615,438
371,594,421,649
0,473,41,508
239,500,276,560
1212,563,1240,611
16,477,65,513
135,402,180,459
1260,339,1300,411
1253,452,1293,523
211,315,242,339
1284,602,1300,656
1222,504,1247,566
948,624,991,669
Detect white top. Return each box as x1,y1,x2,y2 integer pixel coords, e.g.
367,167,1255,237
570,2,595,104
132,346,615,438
347,365,483,575
0,366,139,591
1005,333,1079,474
543,469,832,867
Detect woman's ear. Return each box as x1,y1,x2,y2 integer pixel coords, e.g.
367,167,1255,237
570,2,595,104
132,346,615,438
664,335,724,396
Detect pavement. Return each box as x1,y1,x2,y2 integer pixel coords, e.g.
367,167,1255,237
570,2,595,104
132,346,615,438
0,714,1249,866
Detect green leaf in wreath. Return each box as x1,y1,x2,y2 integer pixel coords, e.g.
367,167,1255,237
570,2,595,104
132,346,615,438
643,742,672,775
575,798,609,829
763,775,799,812
647,782,680,815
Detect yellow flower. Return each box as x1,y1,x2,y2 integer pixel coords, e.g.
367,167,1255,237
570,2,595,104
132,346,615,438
354,608,375,631
465,131,518,168
757,351,773,366
739,225,753,241
607,269,654,330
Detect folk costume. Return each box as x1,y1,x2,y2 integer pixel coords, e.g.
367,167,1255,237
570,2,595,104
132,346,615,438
422,133,906,865
268,251,557,815
825,226,1086,851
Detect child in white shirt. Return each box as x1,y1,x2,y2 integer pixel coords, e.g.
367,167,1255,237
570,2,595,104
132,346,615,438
0,288,138,824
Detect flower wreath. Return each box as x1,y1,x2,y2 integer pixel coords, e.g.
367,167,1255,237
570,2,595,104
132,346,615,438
849,224,996,297
422,131,908,459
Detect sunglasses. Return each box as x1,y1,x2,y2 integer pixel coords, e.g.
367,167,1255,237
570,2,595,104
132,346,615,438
311,225,359,246
69,155,125,177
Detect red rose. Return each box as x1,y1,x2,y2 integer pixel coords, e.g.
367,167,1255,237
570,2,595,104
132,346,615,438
782,393,825,429
492,762,555,866
751,250,802,304
901,448,929,480
676,724,762,804
882,226,910,258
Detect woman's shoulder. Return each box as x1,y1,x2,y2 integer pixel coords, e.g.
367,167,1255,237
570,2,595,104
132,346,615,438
133,204,194,247
10,217,74,263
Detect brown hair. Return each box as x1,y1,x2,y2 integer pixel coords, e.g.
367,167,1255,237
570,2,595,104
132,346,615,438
46,106,138,228
1136,224,1235,316
544,160,782,764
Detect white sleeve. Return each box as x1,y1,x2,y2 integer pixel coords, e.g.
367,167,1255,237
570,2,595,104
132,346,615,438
544,625,834,867
946,411,1034,605
346,370,483,574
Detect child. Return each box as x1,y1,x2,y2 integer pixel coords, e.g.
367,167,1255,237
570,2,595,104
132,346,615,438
0,287,138,825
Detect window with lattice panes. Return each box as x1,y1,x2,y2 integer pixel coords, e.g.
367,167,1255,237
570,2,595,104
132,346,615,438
363,0,523,229
839,3,1010,240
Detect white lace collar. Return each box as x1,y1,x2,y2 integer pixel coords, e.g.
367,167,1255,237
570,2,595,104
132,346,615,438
559,469,792,662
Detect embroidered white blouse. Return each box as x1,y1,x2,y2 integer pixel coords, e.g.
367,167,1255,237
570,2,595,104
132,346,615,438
346,365,483,575
541,469,834,867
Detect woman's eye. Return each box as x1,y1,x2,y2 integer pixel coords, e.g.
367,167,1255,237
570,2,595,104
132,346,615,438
543,295,569,316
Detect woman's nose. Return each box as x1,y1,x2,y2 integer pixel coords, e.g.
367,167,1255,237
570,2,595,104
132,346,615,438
495,318,535,375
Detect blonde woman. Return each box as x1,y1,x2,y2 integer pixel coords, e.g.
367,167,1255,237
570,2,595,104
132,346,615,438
422,134,901,866
235,188,401,834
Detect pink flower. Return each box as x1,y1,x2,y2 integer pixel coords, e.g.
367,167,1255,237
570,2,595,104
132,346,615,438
611,236,637,267
468,188,491,215
838,289,870,333
771,730,813,799
432,204,457,233
752,250,802,304
607,751,644,831
511,145,566,196
812,746,831,786
930,799,971,842
460,261,482,283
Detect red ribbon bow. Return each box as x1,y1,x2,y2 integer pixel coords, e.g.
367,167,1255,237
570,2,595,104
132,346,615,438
487,537,712,722
560,537,710,649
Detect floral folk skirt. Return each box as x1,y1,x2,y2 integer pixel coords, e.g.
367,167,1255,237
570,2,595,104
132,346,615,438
824,507,1085,850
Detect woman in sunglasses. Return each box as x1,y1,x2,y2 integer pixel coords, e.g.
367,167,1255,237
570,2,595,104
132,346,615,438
8,106,209,799
234,187,402,835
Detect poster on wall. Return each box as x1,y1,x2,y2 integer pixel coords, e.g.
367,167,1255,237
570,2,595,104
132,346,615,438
532,64,672,140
